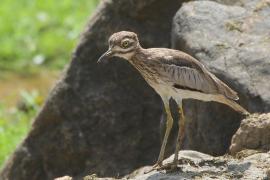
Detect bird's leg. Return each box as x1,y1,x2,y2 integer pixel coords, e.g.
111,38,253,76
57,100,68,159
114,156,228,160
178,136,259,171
173,101,185,167
156,99,173,166
149,101,185,172
155,101,185,171
154,101,186,172
145,98,173,173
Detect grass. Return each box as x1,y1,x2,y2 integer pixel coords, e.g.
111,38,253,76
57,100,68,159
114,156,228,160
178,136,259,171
0,0,99,167
0,0,99,72
0,90,43,166
0,108,32,166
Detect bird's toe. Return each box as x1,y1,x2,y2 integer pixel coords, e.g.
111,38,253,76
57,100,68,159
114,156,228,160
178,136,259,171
143,163,162,174
144,162,181,174
157,162,180,172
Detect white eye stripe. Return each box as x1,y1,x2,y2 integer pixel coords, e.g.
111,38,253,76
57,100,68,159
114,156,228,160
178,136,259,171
113,45,134,52
114,51,134,60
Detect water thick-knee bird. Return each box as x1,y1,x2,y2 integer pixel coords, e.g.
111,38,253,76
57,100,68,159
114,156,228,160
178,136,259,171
98,31,249,171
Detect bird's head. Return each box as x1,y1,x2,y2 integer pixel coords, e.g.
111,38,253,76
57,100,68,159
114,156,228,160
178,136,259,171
97,31,140,63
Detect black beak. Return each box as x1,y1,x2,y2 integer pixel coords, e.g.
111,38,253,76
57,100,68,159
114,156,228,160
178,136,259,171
97,49,113,63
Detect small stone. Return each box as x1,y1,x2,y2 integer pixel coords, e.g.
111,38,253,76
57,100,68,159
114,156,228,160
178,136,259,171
54,176,72,180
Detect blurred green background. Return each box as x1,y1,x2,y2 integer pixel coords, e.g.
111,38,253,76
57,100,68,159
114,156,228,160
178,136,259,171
0,0,99,167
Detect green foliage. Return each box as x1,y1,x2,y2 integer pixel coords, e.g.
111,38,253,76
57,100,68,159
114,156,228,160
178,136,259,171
0,90,43,166
0,0,99,71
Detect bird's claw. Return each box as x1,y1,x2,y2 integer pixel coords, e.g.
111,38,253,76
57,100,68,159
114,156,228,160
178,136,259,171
144,162,180,174
157,162,179,172
143,162,163,174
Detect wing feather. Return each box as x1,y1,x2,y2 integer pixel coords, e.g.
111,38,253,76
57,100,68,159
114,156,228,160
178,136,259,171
161,64,217,94
158,51,239,100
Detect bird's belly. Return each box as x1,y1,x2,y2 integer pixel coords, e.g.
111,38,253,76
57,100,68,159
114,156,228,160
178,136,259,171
150,80,178,98
172,88,222,102
152,81,221,103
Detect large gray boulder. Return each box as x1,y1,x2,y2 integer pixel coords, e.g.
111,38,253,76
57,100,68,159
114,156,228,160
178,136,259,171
0,0,182,179
171,0,270,155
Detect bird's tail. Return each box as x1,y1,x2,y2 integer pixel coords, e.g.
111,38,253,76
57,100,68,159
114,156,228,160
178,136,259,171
208,72,239,101
216,96,250,115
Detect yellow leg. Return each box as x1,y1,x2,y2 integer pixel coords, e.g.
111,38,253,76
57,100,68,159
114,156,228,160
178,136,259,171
145,101,185,173
173,102,185,165
144,98,174,174
156,99,173,165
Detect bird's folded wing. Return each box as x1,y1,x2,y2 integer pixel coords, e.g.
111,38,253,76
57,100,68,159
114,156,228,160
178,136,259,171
160,64,218,94
159,55,239,100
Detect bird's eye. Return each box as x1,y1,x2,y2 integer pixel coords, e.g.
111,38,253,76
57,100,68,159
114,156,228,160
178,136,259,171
121,40,130,49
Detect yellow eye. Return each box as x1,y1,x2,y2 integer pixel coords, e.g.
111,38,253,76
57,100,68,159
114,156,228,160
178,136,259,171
121,40,129,48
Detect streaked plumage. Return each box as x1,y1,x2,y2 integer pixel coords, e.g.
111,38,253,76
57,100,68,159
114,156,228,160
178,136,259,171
129,47,247,114
98,31,249,172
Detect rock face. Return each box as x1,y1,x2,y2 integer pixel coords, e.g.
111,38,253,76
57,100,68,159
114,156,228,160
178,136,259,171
0,0,182,179
171,0,270,155
230,113,270,154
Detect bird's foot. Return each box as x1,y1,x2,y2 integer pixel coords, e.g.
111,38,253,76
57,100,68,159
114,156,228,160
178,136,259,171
144,162,180,174
156,161,180,173
144,162,162,174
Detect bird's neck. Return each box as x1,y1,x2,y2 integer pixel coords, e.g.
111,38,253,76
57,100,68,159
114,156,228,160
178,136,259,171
129,47,152,74
129,46,146,64
128,47,159,86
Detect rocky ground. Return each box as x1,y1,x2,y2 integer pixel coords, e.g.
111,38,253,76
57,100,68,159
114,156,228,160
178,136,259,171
57,150,270,180
56,113,270,180
125,150,270,180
